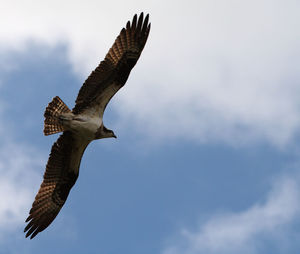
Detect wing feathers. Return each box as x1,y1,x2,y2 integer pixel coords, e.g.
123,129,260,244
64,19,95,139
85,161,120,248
126,21,131,49
73,12,151,115
137,13,143,31
114,38,122,58
120,28,127,53
142,14,149,35
132,14,137,31
24,132,89,239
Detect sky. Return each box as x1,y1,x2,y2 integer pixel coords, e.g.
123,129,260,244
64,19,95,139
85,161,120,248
0,0,300,253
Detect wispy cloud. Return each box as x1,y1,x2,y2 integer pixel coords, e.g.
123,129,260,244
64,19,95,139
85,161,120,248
1,1,300,147
0,138,42,238
0,93,43,239
162,175,300,254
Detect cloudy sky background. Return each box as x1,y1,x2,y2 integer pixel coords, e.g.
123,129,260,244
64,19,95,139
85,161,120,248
0,0,300,253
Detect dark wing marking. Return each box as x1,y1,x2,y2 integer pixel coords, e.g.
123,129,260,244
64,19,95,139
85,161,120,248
72,12,151,115
24,132,89,239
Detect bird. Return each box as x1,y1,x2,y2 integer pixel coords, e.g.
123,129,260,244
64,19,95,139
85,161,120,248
24,12,151,239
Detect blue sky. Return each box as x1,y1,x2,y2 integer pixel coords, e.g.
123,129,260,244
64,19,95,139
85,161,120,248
0,1,300,253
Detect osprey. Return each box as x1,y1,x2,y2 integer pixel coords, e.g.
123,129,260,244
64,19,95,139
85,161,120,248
24,13,150,239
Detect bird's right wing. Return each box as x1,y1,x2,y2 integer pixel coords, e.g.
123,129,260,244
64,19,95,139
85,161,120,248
72,12,151,117
24,131,89,239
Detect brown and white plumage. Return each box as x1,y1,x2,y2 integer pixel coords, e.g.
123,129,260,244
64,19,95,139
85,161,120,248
24,132,89,238
73,12,150,117
24,13,150,239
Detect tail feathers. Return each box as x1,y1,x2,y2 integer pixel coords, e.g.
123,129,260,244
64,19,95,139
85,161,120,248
44,96,71,136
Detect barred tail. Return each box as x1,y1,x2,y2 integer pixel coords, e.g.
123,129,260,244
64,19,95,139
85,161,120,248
44,96,71,136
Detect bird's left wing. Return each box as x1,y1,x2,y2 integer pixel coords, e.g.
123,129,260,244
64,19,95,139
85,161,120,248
72,12,151,116
24,132,89,239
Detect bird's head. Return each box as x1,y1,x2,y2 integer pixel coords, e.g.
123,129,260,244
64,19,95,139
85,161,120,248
103,126,117,139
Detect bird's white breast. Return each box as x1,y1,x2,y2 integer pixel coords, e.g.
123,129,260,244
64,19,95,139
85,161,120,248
69,114,102,140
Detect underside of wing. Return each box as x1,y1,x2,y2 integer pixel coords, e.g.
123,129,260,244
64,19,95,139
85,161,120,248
73,12,151,116
24,132,89,239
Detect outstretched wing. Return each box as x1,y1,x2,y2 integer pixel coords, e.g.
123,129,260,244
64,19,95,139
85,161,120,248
24,132,89,239
72,12,151,116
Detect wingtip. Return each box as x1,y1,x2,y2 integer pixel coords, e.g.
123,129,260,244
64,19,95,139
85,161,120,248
24,224,30,232
25,215,31,223
144,13,149,24
24,225,39,239
132,14,137,28
31,231,39,239
141,14,149,34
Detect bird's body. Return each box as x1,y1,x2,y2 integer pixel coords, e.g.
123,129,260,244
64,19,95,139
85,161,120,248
58,110,103,140
24,13,150,239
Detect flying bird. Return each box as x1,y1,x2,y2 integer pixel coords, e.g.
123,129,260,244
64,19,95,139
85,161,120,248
24,13,151,239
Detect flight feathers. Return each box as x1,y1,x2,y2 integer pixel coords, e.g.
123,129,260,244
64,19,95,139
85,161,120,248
72,12,151,115
44,96,71,135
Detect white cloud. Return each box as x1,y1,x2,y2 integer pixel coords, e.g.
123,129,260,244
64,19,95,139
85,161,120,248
1,0,300,146
162,175,300,254
0,138,42,238
0,102,43,238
